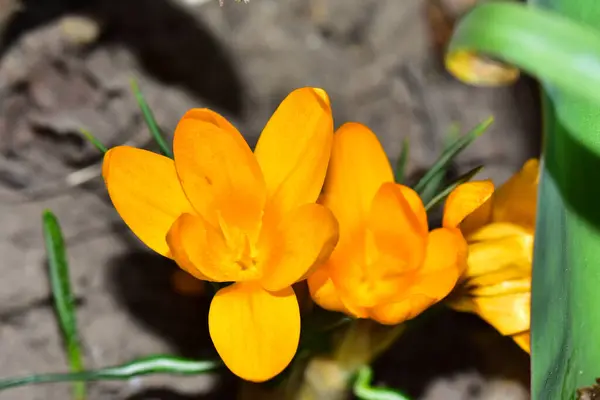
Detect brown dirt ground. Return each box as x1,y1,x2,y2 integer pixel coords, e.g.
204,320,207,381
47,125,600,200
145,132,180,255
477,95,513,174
0,0,538,399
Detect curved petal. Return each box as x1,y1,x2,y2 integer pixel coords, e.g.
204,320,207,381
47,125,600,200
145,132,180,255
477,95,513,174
209,283,300,382
419,228,468,285
102,146,194,257
180,108,249,151
443,180,494,234
370,227,467,325
259,204,339,292
466,224,533,285
370,294,436,325
307,267,348,313
167,213,261,282
471,291,531,336
471,277,530,297
493,158,539,230
254,88,333,216
173,114,265,233
398,185,428,232
368,182,427,267
321,122,394,243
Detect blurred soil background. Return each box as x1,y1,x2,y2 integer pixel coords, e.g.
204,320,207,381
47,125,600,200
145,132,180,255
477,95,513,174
0,0,537,399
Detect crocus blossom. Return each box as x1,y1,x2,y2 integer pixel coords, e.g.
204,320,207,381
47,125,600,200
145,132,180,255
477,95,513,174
308,122,469,325
447,159,539,353
102,88,339,381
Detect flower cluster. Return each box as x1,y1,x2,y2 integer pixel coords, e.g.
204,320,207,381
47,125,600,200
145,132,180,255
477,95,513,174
102,87,537,381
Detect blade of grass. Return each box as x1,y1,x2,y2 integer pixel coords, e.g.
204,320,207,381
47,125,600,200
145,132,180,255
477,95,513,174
415,122,467,204
0,355,221,391
413,117,492,196
42,210,85,400
394,138,410,184
353,365,410,400
79,129,107,154
130,79,173,158
424,165,484,211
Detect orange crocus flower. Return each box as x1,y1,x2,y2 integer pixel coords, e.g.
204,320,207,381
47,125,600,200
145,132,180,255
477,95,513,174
102,88,339,382
308,122,469,325
446,159,539,353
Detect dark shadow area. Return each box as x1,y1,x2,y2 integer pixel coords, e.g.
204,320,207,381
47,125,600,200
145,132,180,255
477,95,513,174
510,75,542,158
1,0,245,115
372,307,530,398
107,248,216,360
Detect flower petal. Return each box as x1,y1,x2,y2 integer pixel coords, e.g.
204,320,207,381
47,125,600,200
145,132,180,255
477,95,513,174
253,88,333,216
512,332,530,353
368,182,427,267
398,185,428,232
465,223,533,286
369,227,467,325
370,294,436,325
321,122,394,242
470,291,531,336
167,213,260,282
470,277,530,297
102,146,195,257
307,267,348,313
493,158,539,230
420,228,468,284
209,283,300,382
443,180,494,234
259,204,339,292
173,112,266,233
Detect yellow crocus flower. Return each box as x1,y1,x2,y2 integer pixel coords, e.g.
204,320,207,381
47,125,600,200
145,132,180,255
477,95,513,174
446,159,539,353
308,122,470,325
102,88,339,382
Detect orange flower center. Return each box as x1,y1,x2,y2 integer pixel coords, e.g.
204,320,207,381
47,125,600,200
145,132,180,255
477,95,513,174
217,212,262,281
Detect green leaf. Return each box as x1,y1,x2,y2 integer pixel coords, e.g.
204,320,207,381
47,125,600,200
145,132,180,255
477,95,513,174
394,138,410,184
0,355,221,391
353,365,410,400
130,79,173,158
42,210,86,400
424,165,484,212
79,129,108,154
446,2,600,398
413,118,492,199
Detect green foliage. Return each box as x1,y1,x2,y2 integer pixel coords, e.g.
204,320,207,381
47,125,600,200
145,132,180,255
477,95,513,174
42,210,86,400
0,355,220,391
353,366,410,400
447,1,600,397
413,117,492,203
394,138,410,184
79,129,108,154
130,79,173,158
424,165,484,211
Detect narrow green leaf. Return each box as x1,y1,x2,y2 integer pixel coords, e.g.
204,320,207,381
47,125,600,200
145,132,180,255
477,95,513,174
353,365,410,400
130,79,173,158
413,117,492,196
0,355,221,391
394,138,410,184
424,165,484,212
42,210,86,400
79,129,108,154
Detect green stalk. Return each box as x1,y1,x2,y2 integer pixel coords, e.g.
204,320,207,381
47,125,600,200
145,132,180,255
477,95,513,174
446,2,600,398
0,355,220,390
